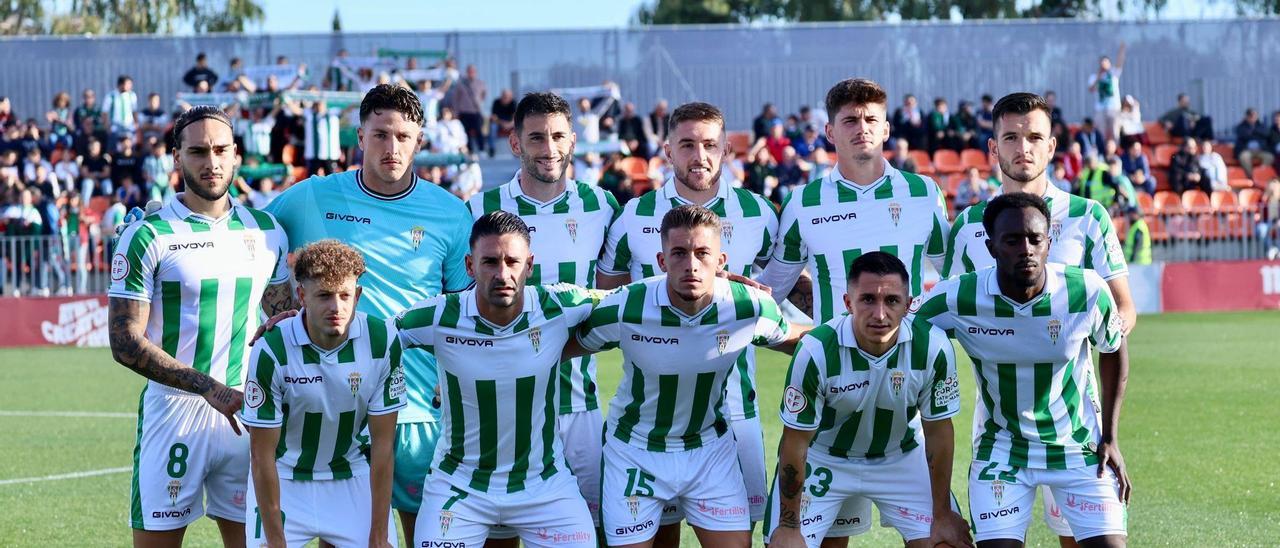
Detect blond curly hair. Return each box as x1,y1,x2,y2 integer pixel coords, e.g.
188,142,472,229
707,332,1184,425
292,239,365,286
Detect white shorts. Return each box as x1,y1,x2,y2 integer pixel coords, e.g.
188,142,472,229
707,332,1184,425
969,461,1127,542
245,473,397,547
129,384,248,531
763,448,947,545
414,471,595,548
1041,486,1074,537
601,433,749,545
732,416,768,523
558,409,604,526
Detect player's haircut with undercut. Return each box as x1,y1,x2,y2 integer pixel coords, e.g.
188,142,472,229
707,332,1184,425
847,251,910,290
660,204,721,243
513,92,571,133
292,239,367,286
825,78,888,115
172,105,233,149
982,192,1051,237
359,83,424,126
991,92,1051,133
470,210,531,249
667,101,725,136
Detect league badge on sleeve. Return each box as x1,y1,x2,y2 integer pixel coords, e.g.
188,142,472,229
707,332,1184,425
783,386,808,414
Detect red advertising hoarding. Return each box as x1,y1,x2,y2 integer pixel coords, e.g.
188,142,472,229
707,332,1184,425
1,296,109,348
1161,260,1280,312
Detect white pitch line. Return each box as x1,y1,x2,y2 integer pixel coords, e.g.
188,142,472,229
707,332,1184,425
0,467,131,486
0,410,135,419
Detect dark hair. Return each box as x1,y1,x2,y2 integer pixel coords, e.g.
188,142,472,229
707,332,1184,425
825,78,888,115
660,204,721,243
982,192,1051,237
991,92,1051,133
359,83,424,126
470,210,531,249
196,52,207,62
981,94,993,103
513,92,571,133
1176,92,1188,102
847,251,910,289
934,97,946,107
117,75,131,87
668,101,725,136
172,105,233,149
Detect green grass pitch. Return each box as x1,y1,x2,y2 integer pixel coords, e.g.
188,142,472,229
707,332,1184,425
1,311,1277,546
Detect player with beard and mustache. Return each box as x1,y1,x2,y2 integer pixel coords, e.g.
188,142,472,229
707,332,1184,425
467,92,621,542
940,92,1138,547
108,105,291,547
597,101,780,542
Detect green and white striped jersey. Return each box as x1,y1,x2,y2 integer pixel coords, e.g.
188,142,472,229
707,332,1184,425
759,161,950,323
578,277,790,453
240,312,406,480
941,182,1128,280
109,197,289,388
103,89,138,130
598,179,779,420
913,264,1124,470
302,109,341,161
468,175,621,415
779,316,959,460
395,285,596,493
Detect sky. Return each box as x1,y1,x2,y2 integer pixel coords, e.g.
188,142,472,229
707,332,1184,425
257,0,1238,34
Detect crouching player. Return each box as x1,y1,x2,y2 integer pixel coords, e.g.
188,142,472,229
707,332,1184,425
765,252,973,548
241,240,403,547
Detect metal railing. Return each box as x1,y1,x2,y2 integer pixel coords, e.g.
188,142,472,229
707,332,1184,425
1144,210,1276,263
1,234,116,297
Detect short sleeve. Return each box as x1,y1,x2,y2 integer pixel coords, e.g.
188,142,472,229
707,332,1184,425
778,340,824,431
442,201,475,292
369,326,407,415
1087,204,1129,281
911,280,956,331
576,290,625,352
267,225,291,285
751,289,790,347
395,297,444,350
1089,274,1124,353
262,183,299,250
550,283,606,326
920,326,961,421
597,209,631,276
770,191,808,265
925,189,952,269
240,342,284,428
941,214,969,279
107,222,161,302
754,196,781,266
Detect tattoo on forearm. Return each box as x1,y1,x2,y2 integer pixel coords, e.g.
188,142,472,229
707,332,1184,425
109,298,214,395
785,287,814,319
779,508,800,528
261,283,298,316
780,463,803,498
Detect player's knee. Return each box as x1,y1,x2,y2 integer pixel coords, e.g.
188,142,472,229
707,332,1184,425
1076,534,1126,548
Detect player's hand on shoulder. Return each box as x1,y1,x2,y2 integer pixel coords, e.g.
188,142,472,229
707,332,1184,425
115,200,163,237
718,269,772,295
251,310,298,344
928,508,975,548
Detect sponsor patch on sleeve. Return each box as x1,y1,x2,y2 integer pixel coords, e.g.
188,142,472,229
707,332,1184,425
388,369,407,400
933,375,960,405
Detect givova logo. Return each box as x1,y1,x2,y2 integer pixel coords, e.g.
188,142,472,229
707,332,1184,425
151,507,192,519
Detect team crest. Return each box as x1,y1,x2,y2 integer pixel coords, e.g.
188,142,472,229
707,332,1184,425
167,479,181,505
347,372,362,397
890,371,905,396
1047,319,1062,344
991,479,1006,507
1050,221,1063,242
242,233,257,261
800,494,811,514
439,510,454,536
715,330,730,355
409,226,426,251
888,202,903,226
720,219,734,244
528,327,542,353
627,495,640,520
564,218,579,242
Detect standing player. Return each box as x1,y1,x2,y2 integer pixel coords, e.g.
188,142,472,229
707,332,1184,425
940,93,1137,545
240,240,402,547
756,78,949,546
758,77,949,324
468,92,619,532
597,102,779,535
915,193,1132,547
109,105,290,547
764,252,972,548
576,205,806,548
260,84,474,546
397,212,597,547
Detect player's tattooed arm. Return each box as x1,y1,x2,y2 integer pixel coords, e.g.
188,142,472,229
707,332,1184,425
109,297,244,433
785,271,814,320
775,426,816,536
261,281,298,317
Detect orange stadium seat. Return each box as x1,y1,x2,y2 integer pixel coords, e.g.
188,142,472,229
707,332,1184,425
1239,188,1262,211
1210,190,1238,212
648,155,666,175
1144,122,1170,145
1182,190,1212,213
1146,215,1169,242
1225,212,1249,238
1197,214,1223,239
1252,165,1277,187
727,131,752,159
960,149,989,170
1136,191,1154,213
908,150,934,174
281,144,297,165
1152,168,1170,192
1111,215,1128,240
618,156,651,185
1227,166,1247,181
1216,143,1239,166
932,149,963,174
1154,191,1183,214
1152,144,1179,169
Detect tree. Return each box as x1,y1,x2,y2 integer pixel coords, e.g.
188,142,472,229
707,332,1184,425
2,0,265,35
633,0,1278,23
332,9,342,32
0,0,44,35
